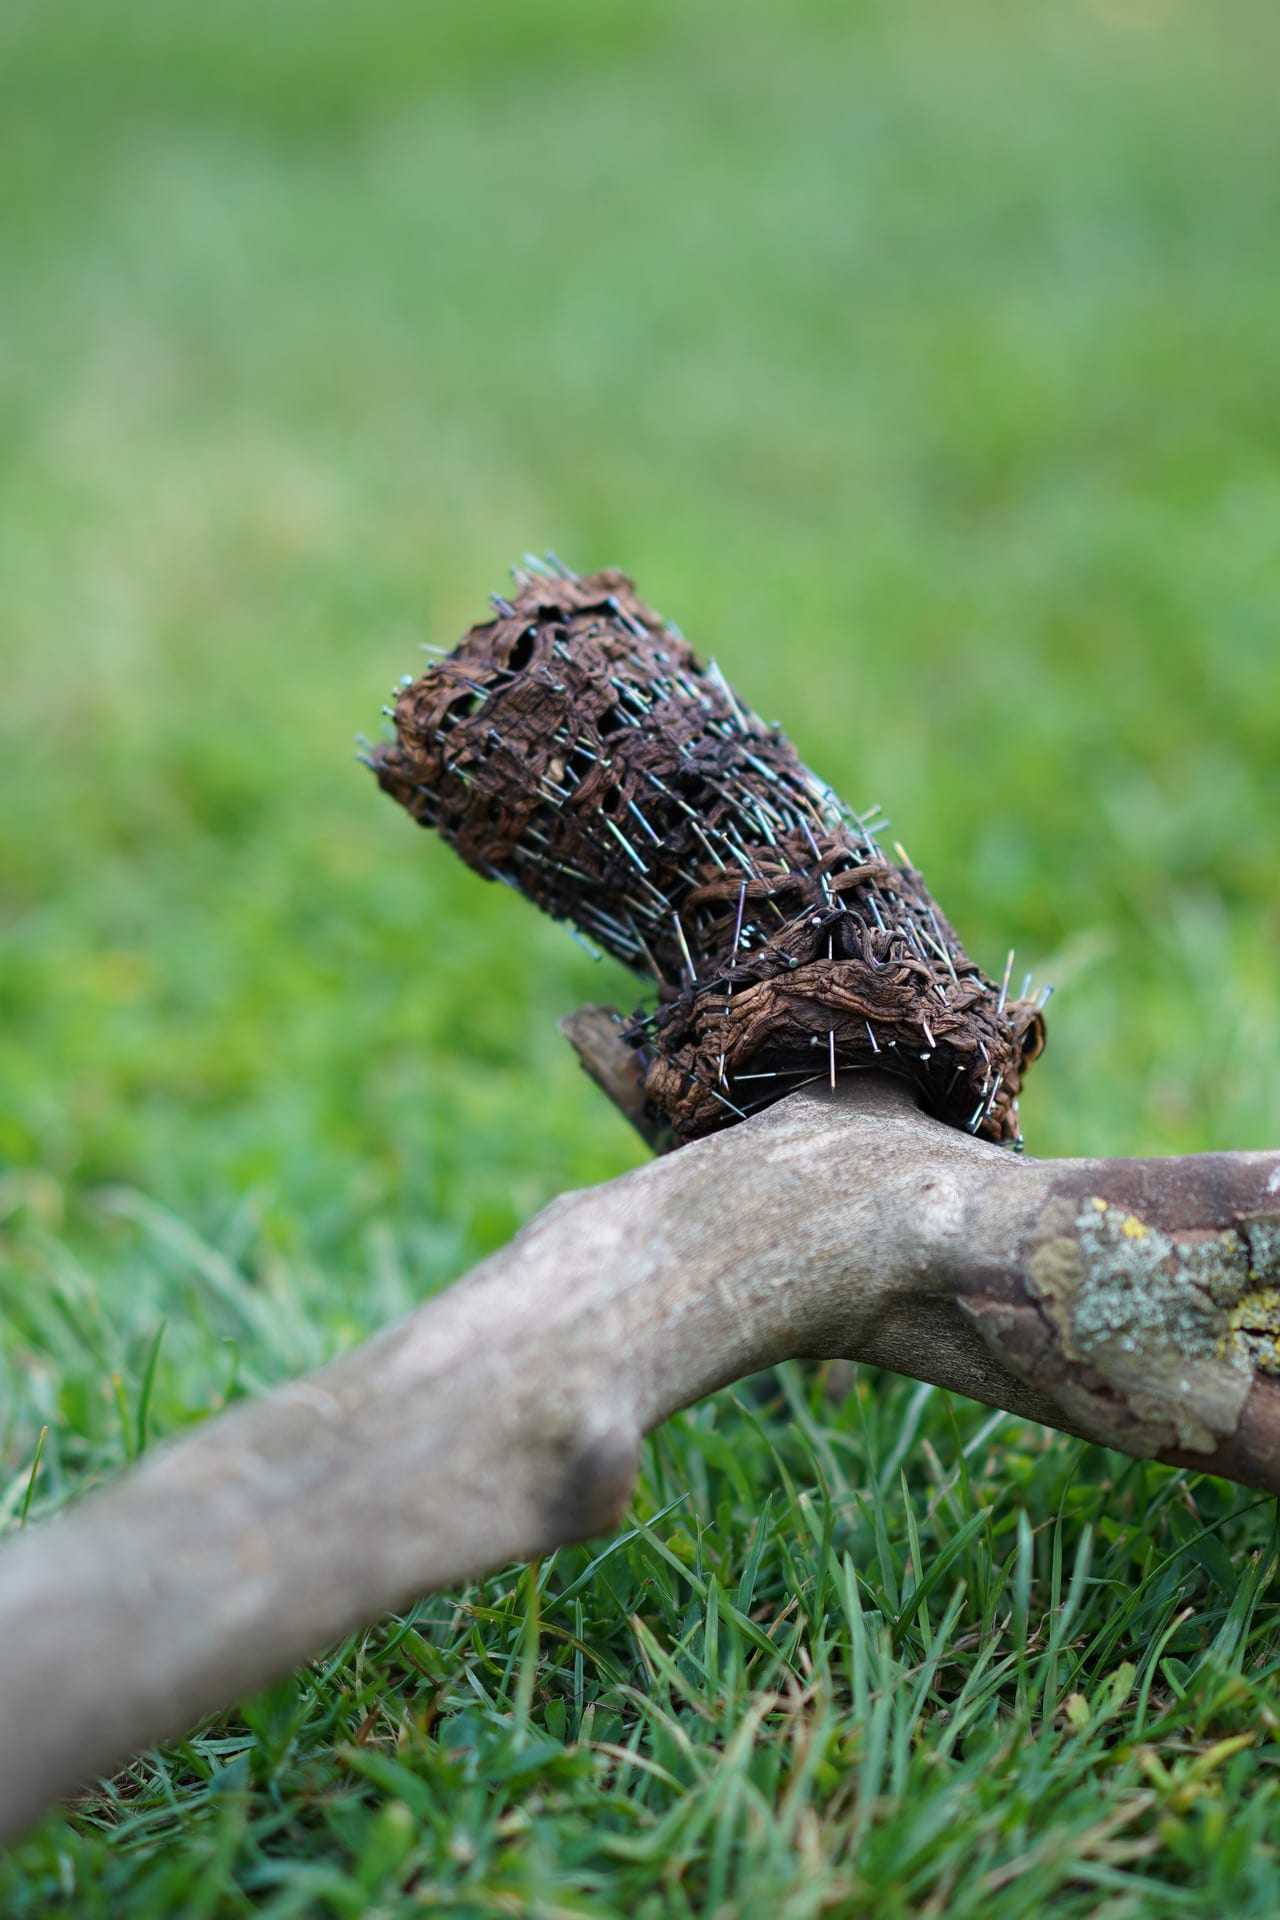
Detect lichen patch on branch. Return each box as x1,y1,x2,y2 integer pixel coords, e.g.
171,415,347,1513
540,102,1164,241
1012,1197,1280,1457
1234,1211,1280,1375
1066,1199,1249,1358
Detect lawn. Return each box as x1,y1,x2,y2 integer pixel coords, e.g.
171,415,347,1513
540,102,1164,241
2,0,1280,1911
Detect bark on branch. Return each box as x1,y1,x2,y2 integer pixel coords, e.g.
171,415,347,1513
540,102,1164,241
2,1073,1279,1844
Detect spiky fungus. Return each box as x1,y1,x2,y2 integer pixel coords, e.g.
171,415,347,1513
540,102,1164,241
368,557,1046,1148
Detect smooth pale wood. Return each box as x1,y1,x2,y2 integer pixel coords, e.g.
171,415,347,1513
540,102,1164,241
1,1075,1278,1844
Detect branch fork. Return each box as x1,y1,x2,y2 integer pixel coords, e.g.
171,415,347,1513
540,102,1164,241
1,1068,1277,1842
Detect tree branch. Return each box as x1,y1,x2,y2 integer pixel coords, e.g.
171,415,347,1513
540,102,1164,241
1,1074,1278,1843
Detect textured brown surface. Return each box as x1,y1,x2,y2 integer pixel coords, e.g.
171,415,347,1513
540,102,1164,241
371,560,1045,1145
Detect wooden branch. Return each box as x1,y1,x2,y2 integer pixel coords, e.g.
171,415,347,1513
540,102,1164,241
2,1073,1279,1843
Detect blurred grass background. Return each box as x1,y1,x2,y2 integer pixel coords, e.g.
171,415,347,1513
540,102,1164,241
2,0,1279,1911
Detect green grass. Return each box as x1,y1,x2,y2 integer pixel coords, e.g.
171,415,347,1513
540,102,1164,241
2,0,1280,1909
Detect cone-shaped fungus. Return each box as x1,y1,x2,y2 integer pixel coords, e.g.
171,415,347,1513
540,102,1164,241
370,559,1045,1147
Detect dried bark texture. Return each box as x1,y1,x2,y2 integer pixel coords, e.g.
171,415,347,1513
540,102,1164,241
370,561,1045,1145
2,1077,1279,1845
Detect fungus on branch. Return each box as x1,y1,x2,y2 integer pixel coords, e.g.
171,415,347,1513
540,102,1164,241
0,558,1276,1845
369,559,1045,1148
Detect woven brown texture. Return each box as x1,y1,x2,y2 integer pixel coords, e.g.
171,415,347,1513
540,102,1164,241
371,560,1046,1146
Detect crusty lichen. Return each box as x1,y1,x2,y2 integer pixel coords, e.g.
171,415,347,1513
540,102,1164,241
1231,1211,1280,1376
1023,1197,1280,1457
1070,1200,1248,1353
